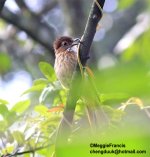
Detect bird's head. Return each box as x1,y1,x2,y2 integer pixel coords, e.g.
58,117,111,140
53,36,81,54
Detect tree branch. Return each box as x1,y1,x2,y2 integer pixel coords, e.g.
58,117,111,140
55,0,105,156
0,7,56,56
80,0,105,66
0,0,6,12
1,144,51,157
15,0,37,18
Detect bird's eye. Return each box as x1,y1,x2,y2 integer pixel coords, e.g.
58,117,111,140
61,41,68,46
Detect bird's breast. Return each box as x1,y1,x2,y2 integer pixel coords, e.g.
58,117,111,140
54,52,77,88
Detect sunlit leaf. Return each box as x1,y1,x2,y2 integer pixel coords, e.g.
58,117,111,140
37,145,54,157
0,104,9,118
6,111,17,126
96,61,150,97
22,84,46,95
24,154,30,157
118,0,135,9
34,105,49,115
33,78,49,86
99,93,129,103
122,30,150,63
0,120,8,131
2,144,14,154
0,99,9,105
28,139,36,149
39,62,56,82
0,53,11,74
11,100,30,113
12,131,25,146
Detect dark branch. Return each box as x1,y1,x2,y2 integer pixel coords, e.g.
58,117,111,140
80,0,105,66
15,0,36,18
0,7,56,56
0,0,6,12
55,0,105,155
15,0,30,11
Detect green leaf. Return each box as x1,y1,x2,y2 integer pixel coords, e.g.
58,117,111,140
118,0,135,9
24,154,30,157
0,104,9,118
0,120,8,131
122,30,150,63
22,84,46,95
28,139,36,149
12,131,25,146
11,100,30,113
96,61,150,97
0,53,12,73
39,62,56,82
39,86,54,103
1,145,14,154
0,99,9,105
39,81,62,103
6,111,17,126
100,93,129,103
37,145,54,157
33,78,49,86
34,105,49,116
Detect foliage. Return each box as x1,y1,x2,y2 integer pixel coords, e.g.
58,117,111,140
0,52,11,74
0,60,150,157
0,0,150,156
122,30,150,63
118,0,135,9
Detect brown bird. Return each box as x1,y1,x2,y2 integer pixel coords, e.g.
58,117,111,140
53,36,108,128
53,36,80,88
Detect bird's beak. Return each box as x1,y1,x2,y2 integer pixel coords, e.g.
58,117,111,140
71,38,83,47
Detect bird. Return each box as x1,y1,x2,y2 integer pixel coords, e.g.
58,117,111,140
53,36,80,88
53,36,109,128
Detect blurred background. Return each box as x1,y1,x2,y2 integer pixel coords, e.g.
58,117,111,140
0,0,150,104
0,1,150,156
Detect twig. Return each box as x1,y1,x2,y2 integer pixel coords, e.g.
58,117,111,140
0,7,56,55
1,143,51,157
55,0,105,156
15,0,37,18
